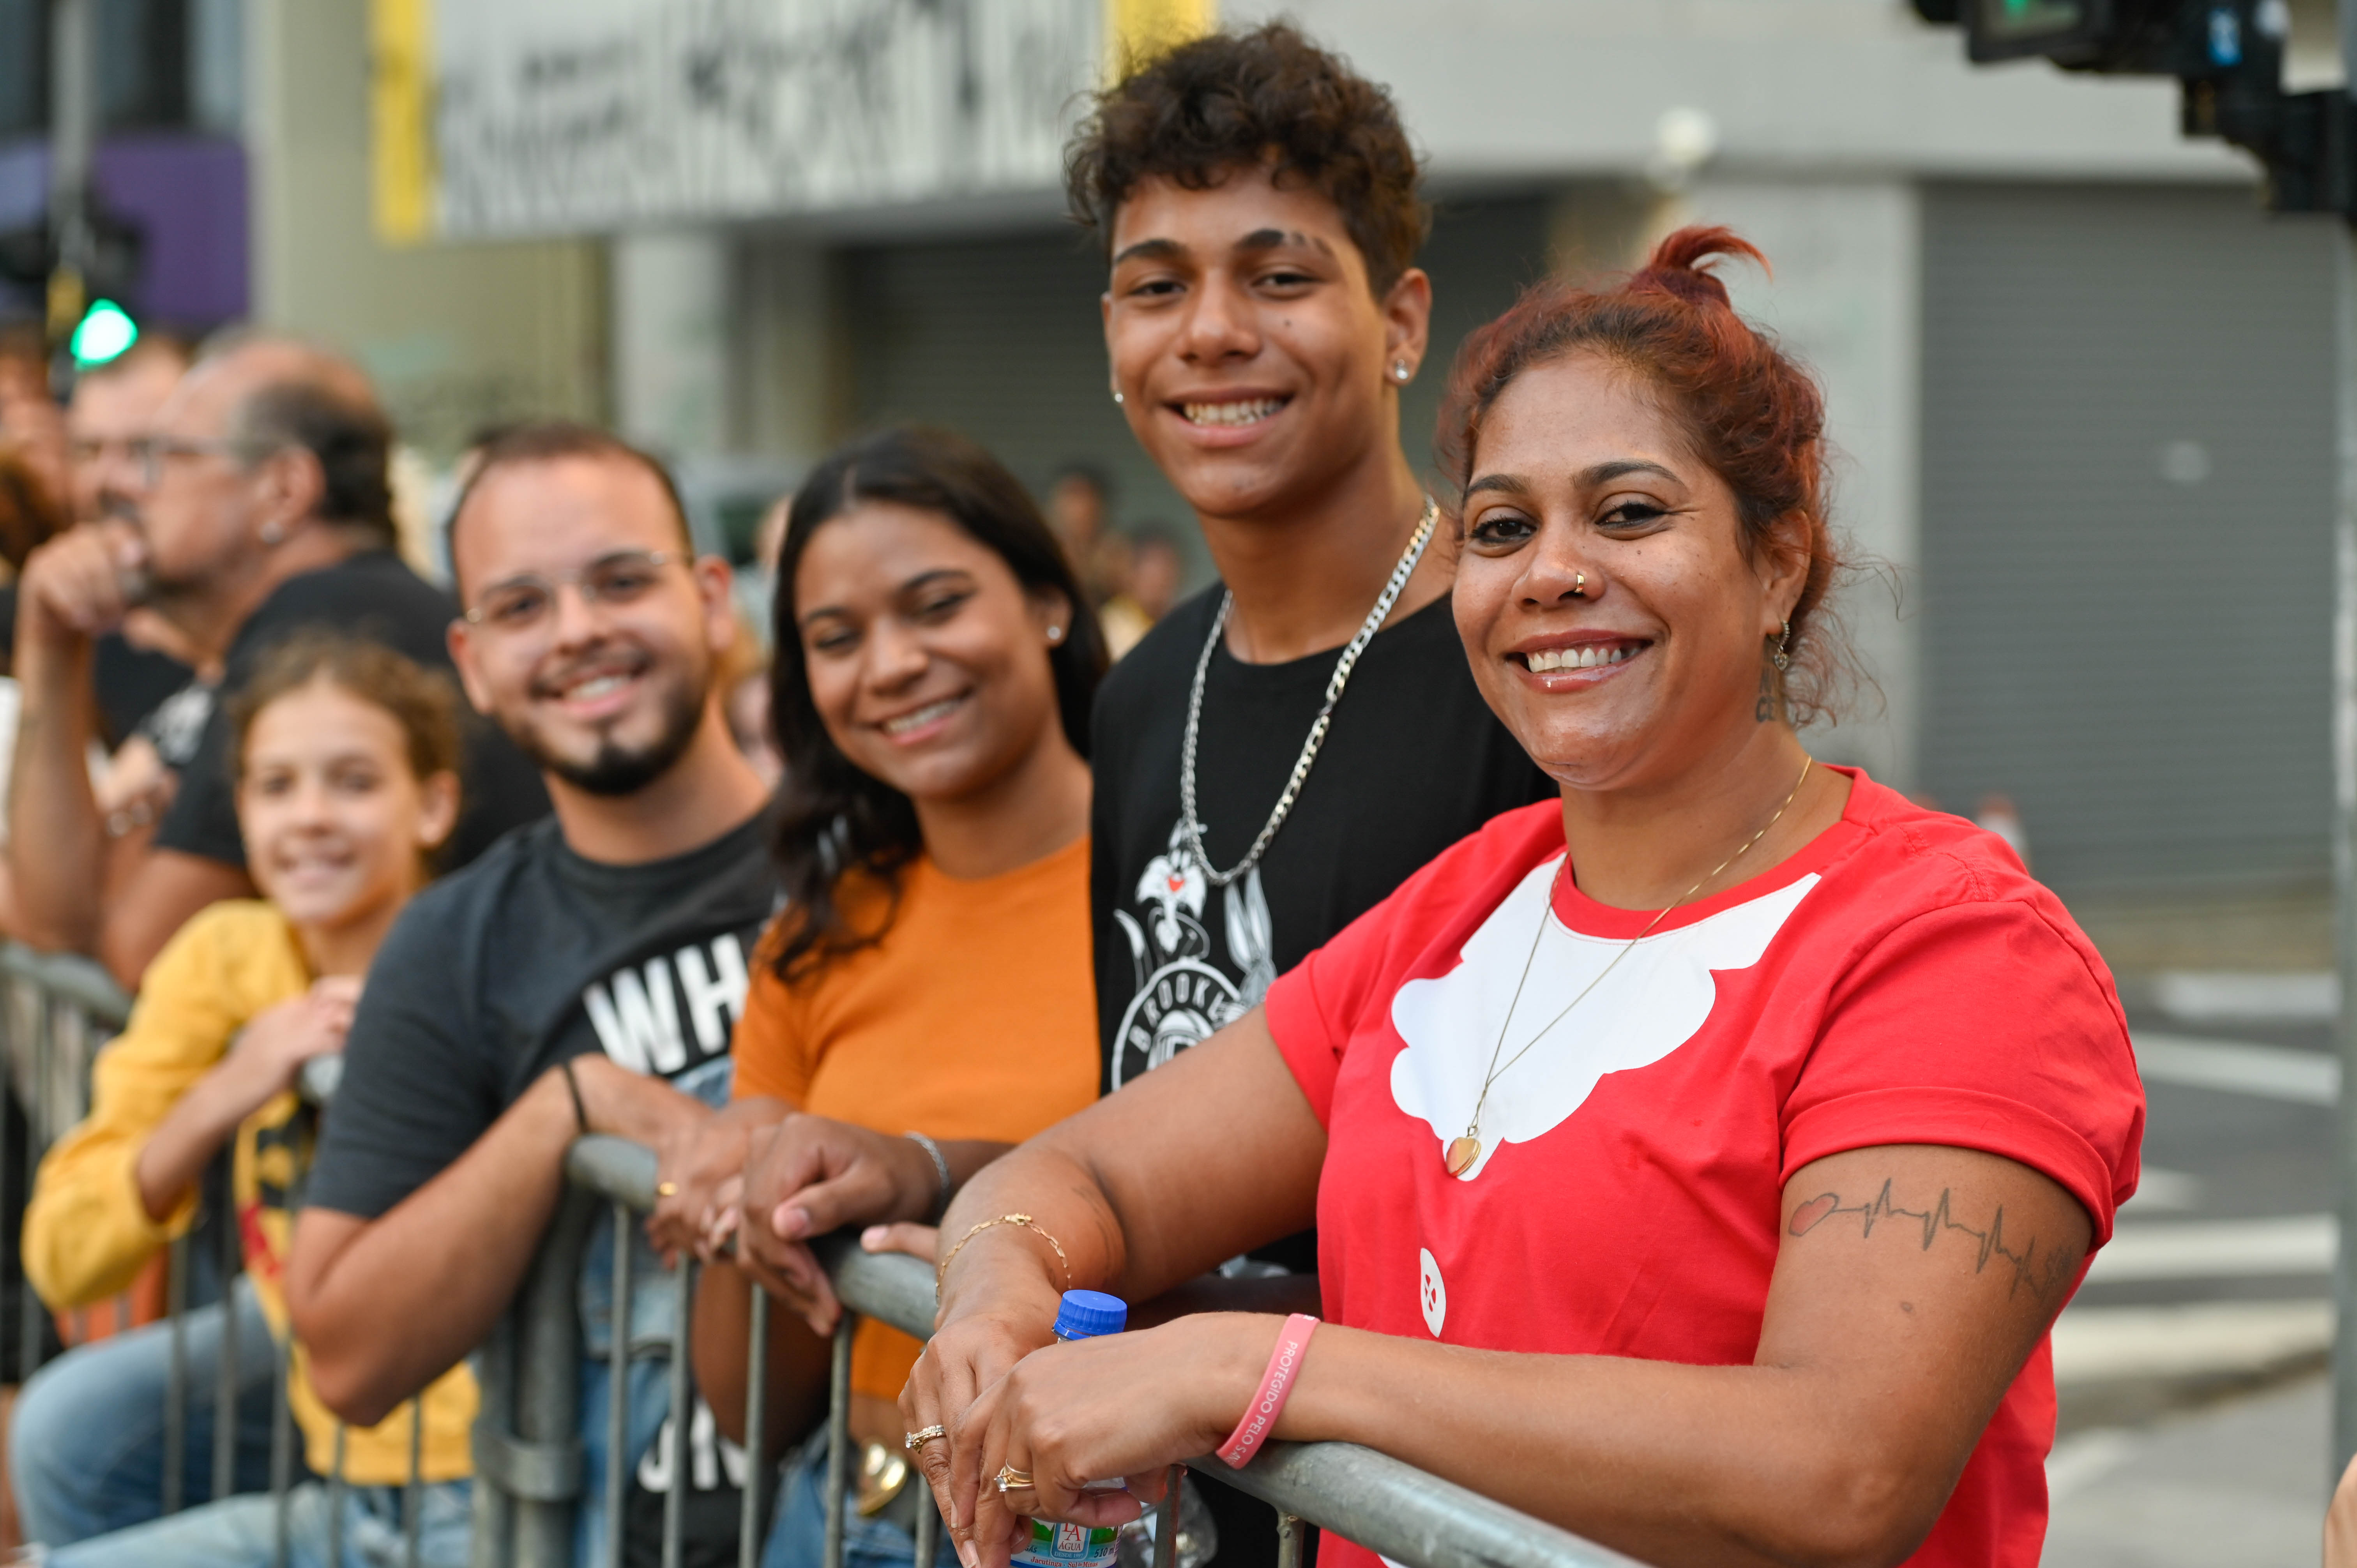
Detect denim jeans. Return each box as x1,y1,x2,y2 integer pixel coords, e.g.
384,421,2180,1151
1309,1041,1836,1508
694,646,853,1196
762,1431,955,1568
39,1478,472,1568
11,1277,283,1548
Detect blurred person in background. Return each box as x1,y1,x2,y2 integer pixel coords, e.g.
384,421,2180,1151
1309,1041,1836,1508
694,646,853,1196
0,326,67,523
1065,26,1555,1564
651,427,1104,1568
13,634,475,1566
904,230,2143,1568
6,335,547,987
1046,463,1128,607
1096,528,1182,660
285,423,776,1568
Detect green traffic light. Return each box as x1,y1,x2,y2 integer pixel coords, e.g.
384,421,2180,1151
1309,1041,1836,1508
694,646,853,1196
70,300,138,368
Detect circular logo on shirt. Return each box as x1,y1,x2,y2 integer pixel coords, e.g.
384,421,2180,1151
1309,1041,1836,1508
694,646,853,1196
1418,1247,1447,1338
1111,958,1243,1089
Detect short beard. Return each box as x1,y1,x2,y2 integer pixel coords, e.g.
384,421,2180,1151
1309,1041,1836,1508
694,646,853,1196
510,673,709,798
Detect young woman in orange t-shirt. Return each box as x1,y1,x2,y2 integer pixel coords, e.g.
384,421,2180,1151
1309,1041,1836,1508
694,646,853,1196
659,426,1108,1568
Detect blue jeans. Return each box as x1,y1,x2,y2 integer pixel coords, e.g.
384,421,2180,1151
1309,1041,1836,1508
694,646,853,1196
11,1278,283,1548
763,1431,954,1568
40,1479,472,1568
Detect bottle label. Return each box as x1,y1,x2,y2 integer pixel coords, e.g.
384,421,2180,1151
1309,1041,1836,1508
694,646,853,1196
1011,1519,1120,1566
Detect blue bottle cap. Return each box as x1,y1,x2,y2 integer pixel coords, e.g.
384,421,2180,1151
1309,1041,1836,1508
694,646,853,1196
1053,1289,1128,1340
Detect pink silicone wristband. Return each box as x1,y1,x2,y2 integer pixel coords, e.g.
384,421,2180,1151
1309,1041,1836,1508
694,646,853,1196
1217,1313,1319,1469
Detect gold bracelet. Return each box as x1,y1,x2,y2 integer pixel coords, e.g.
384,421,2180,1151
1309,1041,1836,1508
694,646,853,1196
936,1213,1072,1290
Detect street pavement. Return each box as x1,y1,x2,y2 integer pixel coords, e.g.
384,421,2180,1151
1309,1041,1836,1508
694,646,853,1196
2040,971,2339,1565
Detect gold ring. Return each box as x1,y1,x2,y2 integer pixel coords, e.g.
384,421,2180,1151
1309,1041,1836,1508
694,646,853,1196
904,1425,946,1451
655,1181,679,1198
994,1465,1034,1493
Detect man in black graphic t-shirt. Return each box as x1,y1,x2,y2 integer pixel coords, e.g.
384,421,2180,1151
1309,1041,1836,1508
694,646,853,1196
288,424,784,1566
1065,28,1551,1568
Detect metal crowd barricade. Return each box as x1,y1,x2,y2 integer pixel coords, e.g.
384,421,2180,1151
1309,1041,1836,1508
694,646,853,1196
502,1134,1650,1568
0,938,1645,1567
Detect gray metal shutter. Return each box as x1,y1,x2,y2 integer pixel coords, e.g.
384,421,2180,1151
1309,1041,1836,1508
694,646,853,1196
1919,182,2336,893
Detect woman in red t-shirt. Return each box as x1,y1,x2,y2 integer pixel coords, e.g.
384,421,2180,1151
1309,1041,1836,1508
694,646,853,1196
903,228,2144,1568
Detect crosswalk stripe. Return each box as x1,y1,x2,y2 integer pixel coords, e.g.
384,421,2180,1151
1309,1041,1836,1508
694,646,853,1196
2090,1214,2334,1280
2130,1032,2338,1105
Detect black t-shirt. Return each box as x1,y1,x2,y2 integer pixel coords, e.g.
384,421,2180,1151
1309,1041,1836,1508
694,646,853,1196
152,549,550,873
1092,585,1555,1104
304,809,778,1220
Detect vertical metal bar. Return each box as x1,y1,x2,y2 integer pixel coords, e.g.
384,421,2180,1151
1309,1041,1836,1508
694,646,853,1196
662,1259,694,1568
607,1204,632,1568
270,1333,293,1568
2336,28,2357,1475
326,1425,348,1568
404,1395,425,1568
18,994,49,1385
513,1189,595,1566
1275,1511,1302,1568
738,1280,768,1568
163,1232,189,1514
911,1472,938,1568
1151,1469,1180,1568
821,1312,855,1568
212,1183,240,1504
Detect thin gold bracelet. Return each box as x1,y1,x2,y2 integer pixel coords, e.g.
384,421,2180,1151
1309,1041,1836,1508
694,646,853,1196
936,1213,1072,1290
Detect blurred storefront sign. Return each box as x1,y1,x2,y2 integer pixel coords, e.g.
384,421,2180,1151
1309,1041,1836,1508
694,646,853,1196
372,0,1212,244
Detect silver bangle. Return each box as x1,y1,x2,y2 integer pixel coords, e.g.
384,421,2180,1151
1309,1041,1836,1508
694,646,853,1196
904,1131,951,1224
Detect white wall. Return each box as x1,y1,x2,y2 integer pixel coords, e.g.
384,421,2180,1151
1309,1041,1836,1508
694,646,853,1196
1679,176,1924,790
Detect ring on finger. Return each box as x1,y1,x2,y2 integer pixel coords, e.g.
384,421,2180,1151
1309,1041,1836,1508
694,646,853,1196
656,1181,680,1197
905,1425,946,1451
994,1465,1034,1493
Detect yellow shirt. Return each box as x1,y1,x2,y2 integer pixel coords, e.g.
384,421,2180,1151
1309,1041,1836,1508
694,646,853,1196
22,901,477,1484
733,837,1101,1402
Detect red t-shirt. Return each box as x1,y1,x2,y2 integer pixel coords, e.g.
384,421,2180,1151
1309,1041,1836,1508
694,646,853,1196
1264,770,2143,1568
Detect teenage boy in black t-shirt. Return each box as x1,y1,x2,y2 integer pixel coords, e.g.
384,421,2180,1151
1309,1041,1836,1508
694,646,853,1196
287,424,791,1565
1068,26,1551,1567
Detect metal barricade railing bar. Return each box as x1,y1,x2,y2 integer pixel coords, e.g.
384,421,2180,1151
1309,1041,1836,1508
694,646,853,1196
558,1136,1647,1568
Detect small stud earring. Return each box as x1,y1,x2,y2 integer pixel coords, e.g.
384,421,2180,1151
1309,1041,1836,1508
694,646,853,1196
1111,388,1125,405
1392,359,1412,383
1771,619,1792,672
1047,626,1063,644
258,520,284,546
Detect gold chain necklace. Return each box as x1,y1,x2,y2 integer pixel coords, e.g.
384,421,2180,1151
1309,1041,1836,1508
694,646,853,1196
1444,756,1815,1178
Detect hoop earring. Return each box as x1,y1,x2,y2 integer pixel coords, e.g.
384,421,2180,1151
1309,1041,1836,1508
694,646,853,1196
1771,619,1792,672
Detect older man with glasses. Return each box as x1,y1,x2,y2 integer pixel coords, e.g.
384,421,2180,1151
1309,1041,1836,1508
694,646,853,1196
6,333,547,988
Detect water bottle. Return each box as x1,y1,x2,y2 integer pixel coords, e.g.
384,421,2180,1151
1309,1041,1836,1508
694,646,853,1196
1009,1290,1130,1568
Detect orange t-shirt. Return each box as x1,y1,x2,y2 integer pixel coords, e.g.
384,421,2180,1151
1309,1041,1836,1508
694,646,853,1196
733,834,1100,1400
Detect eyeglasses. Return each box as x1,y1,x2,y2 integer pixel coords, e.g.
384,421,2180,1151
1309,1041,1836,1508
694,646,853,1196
132,436,259,489
462,549,680,632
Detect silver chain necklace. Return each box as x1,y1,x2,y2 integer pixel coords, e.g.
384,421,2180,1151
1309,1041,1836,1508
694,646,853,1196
1177,496,1439,888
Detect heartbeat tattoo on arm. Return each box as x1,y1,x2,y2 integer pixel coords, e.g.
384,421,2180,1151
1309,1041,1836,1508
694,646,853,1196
1786,1179,2072,1300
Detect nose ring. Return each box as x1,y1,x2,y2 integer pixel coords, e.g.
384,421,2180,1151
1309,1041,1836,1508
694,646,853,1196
1572,572,1588,598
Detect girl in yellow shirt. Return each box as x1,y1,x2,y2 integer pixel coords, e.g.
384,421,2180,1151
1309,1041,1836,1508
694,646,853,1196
14,632,476,1567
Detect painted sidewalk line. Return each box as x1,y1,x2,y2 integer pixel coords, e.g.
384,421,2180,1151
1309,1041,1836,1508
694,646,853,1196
2131,1032,2337,1105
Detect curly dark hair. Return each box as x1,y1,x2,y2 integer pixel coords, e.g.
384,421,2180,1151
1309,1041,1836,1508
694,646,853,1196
1064,22,1429,295
767,427,1108,984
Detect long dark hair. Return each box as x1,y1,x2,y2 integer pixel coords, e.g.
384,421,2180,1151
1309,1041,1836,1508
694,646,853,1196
769,427,1108,982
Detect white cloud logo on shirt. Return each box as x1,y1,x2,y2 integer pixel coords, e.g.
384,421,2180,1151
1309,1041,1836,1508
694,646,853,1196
1390,858,1817,1180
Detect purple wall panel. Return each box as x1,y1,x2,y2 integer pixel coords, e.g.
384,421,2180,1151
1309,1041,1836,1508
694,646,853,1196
0,132,249,328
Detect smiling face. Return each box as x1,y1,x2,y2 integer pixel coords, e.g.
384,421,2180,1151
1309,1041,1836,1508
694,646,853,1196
1103,164,1429,521
237,677,458,937
449,454,733,797
793,501,1069,809
1453,352,1805,792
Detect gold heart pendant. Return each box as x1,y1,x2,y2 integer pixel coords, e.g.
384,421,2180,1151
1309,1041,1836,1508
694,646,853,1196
1444,1136,1481,1177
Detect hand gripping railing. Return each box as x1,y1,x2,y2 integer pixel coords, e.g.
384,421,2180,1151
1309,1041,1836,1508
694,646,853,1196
532,1135,1650,1568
